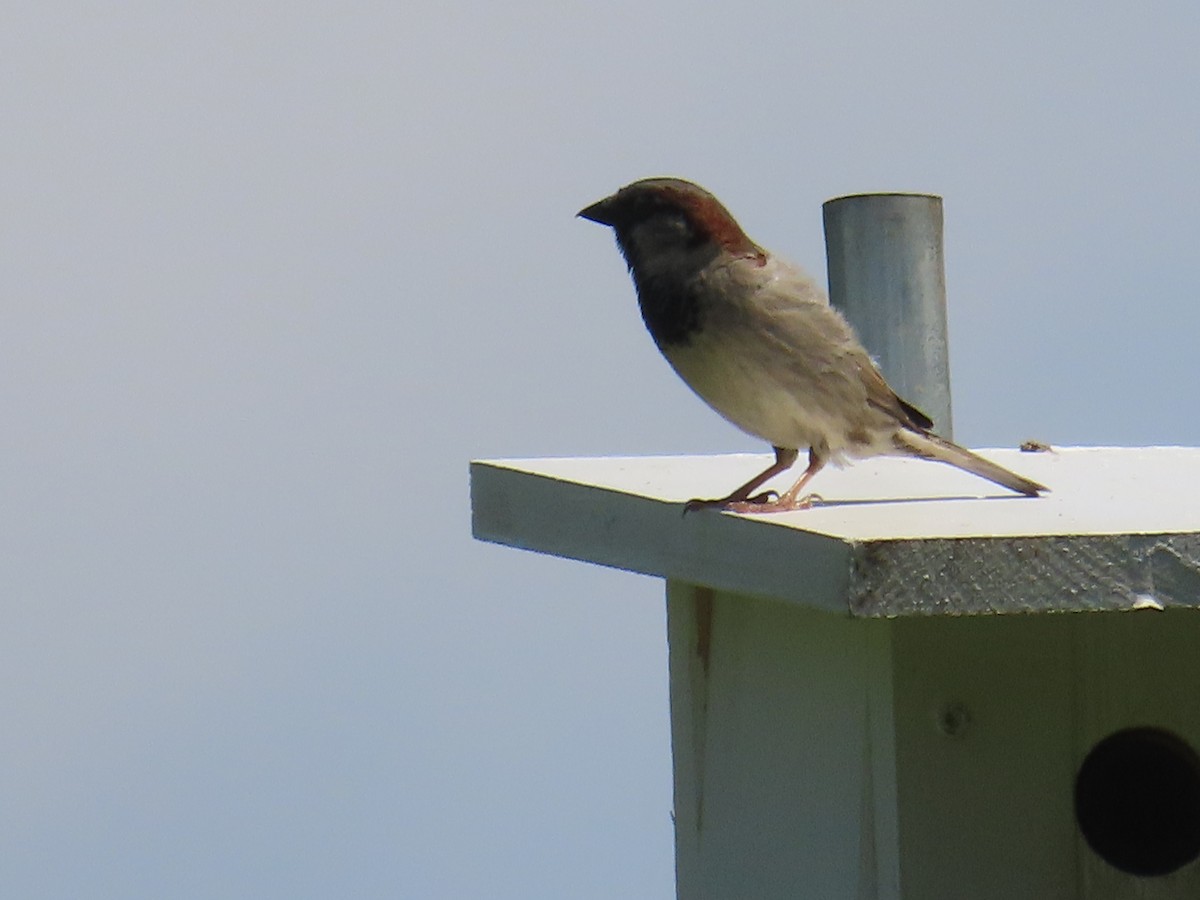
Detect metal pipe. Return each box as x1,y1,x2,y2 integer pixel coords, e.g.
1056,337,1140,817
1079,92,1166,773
822,193,953,438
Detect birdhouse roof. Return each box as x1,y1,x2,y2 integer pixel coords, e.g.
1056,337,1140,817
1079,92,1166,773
470,447,1200,616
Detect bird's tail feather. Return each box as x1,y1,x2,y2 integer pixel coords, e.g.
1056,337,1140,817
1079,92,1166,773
895,430,1048,497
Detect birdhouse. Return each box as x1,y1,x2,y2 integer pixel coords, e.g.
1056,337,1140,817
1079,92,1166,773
474,189,1200,897
471,446,1200,898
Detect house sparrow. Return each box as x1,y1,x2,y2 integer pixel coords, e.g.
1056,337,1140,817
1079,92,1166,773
578,177,1047,512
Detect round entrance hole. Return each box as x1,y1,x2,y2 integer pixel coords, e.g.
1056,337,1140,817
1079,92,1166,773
1075,727,1200,877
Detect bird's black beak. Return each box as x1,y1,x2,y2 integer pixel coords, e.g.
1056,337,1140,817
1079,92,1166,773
577,195,616,226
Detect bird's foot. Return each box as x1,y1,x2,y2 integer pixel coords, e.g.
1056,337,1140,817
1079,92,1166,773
683,490,777,515
783,492,824,510
684,492,824,515
727,492,824,513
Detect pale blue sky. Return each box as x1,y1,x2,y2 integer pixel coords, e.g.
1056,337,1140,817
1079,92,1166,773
2,2,1198,897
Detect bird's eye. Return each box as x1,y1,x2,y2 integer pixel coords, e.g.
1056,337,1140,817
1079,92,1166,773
652,210,699,244
625,207,703,257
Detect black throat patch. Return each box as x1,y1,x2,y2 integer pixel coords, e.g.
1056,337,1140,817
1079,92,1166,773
632,270,703,348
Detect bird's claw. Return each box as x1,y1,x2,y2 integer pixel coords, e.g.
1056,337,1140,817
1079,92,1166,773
682,497,718,515
683,491,825,516
745,490,779,505
683,490,780,516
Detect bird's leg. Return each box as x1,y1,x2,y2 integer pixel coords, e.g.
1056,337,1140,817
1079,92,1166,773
768,450,826,511
700,449,827,514
684,446,799,513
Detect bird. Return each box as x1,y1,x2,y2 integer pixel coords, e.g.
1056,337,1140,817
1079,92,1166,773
577,177,1047,512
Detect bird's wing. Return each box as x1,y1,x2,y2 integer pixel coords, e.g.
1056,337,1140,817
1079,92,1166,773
858,361,934,431
755,285,934,432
